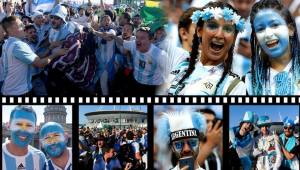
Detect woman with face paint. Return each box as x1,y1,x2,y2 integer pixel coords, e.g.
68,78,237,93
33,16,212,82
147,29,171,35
40,122,72,170
246,0,300,95
167,1,246,95
2,106,47,170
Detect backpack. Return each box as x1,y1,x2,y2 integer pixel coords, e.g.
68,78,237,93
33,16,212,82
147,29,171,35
49,30,97,89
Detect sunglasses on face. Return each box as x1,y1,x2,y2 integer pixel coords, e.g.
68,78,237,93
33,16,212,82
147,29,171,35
284,126,293,130
173,138,199,152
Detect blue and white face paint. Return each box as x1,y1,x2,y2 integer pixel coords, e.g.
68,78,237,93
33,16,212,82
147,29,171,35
9,108,36,148
40,122,66,158
253,9,290,59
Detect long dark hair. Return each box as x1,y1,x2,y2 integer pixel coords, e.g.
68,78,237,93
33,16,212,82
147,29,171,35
250,0,300,95
177,1,238,95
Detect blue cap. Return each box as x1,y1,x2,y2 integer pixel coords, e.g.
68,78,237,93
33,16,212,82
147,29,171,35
241,111,257,124
283,117,294,127
257,115,271,127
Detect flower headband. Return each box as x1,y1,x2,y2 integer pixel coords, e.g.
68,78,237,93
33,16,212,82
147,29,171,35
190,7,245,32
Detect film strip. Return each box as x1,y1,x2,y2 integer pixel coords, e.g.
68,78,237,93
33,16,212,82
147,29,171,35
1,96,300,104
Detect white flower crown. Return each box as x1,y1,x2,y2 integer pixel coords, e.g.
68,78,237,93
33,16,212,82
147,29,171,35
190,7,245,32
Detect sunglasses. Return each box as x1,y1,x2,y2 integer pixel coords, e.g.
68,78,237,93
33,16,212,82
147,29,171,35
284,126,293,130
173,138,199,152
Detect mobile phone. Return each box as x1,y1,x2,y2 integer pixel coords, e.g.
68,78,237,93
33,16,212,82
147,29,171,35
213,118,223,128
179,156,194,170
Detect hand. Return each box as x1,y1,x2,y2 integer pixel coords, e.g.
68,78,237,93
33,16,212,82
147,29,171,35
50,41,63,50
180,165,189,170
237,39,252,59
53,47,68,57
124,163,132,170
206,120,222,148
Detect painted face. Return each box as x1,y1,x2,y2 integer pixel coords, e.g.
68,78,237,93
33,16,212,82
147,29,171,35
172,138,199,159
199,18,236,65
10,109,36,148
40,122,66,158
253,9,289,59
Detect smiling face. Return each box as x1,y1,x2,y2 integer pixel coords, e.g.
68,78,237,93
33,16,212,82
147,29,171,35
9,109,36,148
253,9,290,59
40,122,66,158
198,18,236,65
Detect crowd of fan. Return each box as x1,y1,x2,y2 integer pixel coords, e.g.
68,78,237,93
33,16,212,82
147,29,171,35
79,126,148,170
0,0,170,96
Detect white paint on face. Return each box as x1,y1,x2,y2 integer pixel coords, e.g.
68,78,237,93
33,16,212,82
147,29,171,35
253,9,290,58
10,118,35,133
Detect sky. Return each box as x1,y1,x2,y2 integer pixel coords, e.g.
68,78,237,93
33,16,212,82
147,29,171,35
2,105,72,125
229,105,299,128
79,105,147,124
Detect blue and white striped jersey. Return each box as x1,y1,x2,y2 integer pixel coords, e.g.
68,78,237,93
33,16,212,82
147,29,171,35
2,142,47,170
123,41,168,85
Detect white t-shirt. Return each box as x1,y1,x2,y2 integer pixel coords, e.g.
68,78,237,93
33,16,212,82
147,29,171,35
123,40,168,85
1,37,38,95
2,141,47,170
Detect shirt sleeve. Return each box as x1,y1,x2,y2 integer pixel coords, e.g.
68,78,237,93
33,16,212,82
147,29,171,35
13,41,38,64
123,40,135,53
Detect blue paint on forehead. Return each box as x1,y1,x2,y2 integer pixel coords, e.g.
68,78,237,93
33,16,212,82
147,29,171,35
10,107,36,124
253,8,287,30
40,122,64,138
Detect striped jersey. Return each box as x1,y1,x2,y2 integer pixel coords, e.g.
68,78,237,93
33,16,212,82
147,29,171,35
2,141,47,170
123,41,168,85
46,148,72,170
1,37,38,95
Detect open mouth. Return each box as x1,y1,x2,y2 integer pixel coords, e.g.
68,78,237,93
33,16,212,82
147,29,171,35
19,135,27,141
266,39,279,48
210,41,224,52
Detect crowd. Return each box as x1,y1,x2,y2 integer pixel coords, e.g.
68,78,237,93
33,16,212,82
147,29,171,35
79,126,148,170
0,0,170,96
229,111,300,170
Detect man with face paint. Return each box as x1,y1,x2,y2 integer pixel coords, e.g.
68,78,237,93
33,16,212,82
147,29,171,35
39,122,72,170
277,118,299,170
229,111,257,170
246,0,300,95
156,110,207,170
2,106,47,170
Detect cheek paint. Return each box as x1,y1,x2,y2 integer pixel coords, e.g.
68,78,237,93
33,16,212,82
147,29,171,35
10,118,35,148
42,134,66,157
256,25,289,58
